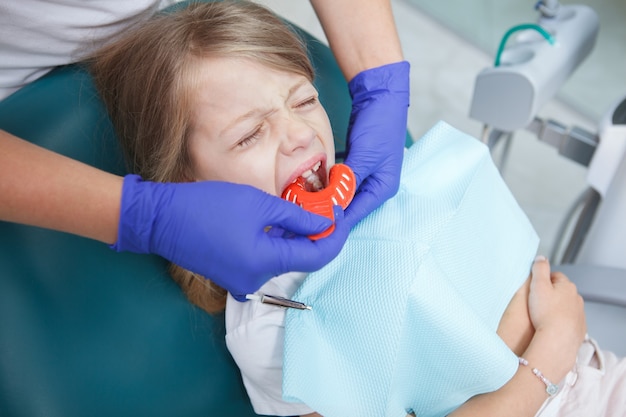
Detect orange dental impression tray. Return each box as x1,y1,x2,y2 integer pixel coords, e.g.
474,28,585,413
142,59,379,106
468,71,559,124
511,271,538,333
282,163,356,240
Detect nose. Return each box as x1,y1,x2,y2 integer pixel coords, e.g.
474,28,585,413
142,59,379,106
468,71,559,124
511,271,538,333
279,114,316,154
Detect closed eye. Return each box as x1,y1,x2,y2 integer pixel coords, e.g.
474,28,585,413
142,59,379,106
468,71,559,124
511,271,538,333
296,96,318,109
237,124,266,148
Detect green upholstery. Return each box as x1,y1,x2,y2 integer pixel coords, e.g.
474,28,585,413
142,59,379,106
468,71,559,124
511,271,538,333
0,64,257,416
0,5,412,416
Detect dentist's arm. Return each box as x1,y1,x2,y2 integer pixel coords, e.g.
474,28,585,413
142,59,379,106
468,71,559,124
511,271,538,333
0,129,122,244
309,0,403,81
310,0,410,228
0,129,349,299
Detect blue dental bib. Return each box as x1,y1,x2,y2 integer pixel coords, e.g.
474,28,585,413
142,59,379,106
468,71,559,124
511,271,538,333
282,121,539,417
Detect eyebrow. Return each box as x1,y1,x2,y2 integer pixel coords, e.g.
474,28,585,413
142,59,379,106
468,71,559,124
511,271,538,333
220,79,310,137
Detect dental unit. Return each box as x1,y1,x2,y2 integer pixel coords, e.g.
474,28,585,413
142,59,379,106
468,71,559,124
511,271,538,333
469,0,626,356
470,1,599,133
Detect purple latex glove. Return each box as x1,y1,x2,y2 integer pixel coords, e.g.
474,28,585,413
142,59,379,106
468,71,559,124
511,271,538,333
343,61,410,228
111,175,349,300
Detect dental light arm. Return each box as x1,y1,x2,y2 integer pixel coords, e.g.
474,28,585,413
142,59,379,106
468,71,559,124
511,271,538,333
482,116,599,167
469,3,599,132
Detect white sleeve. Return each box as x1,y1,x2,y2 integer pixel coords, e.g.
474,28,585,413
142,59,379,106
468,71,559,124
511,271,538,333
225,272,314,417
0,0,179,100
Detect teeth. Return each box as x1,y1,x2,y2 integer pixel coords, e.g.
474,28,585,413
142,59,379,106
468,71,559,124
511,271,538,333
306,174,324,191
291,161,324,192
300,162,322,180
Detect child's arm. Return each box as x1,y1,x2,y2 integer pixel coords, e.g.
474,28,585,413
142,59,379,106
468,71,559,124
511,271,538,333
497,276,534,356
449,257,587,417
447,332,574,416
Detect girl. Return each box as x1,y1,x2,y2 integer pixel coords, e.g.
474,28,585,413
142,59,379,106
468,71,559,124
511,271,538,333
88,2,624,416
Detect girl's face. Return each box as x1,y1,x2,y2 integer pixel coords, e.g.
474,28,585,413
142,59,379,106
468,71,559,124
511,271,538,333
187,57,335,197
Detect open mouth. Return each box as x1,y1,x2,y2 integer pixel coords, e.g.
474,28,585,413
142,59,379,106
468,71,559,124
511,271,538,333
300,161,326,192
285,160,328,194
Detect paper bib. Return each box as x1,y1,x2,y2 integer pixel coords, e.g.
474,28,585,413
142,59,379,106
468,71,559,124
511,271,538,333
283,121,539,417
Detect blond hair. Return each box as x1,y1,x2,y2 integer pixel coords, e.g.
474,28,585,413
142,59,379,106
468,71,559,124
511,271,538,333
88,1,315,314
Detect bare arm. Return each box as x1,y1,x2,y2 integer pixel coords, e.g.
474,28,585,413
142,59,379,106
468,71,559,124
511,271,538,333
309,0,404,81
449,332,572,416
450,258,587,417
0,129,122,244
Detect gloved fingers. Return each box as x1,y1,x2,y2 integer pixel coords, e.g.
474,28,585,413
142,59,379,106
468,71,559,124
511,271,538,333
345,150,403,188
344,147,386,189
265,197,335,236
116,178,347,299
231,292,251,302
343,188,379,230
229,207,348,301
344,61,410,191
342,161,402,229
343,101,407,186
270,206,349,273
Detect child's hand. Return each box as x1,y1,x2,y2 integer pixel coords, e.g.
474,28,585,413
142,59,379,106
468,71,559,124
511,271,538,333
526,256,587,376
528,256,586,337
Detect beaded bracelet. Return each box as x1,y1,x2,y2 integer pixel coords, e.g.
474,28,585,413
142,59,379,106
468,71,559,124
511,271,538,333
518,357,559,396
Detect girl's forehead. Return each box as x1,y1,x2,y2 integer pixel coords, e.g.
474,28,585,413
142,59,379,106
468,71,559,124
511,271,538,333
190,57,312,103
187,58,316,137
190,55,311,87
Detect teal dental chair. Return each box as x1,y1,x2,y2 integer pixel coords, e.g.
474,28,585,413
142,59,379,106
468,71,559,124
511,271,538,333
0,3,411,415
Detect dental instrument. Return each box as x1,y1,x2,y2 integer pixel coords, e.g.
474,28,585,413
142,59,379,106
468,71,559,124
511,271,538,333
282,163,356,240
246,293,312,310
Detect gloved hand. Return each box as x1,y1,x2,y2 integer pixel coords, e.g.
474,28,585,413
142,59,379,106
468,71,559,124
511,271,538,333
111,175,350,300
343,61,410,228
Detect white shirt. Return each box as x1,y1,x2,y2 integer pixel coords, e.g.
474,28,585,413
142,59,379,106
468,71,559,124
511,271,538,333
225,271,315,416
0,0,179,100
